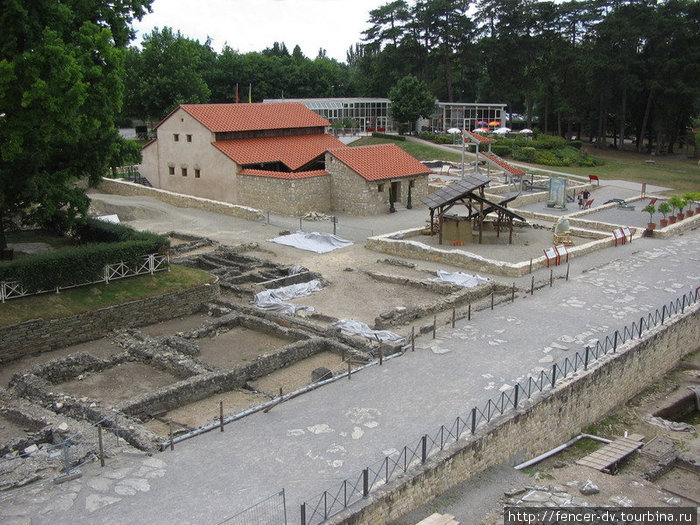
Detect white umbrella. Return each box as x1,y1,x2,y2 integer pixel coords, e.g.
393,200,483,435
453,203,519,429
519,128,533,134
473,127,488,133
493,127,511,134
447,127,462,134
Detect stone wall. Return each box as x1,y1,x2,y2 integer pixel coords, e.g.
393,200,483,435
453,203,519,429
329,304,700,524
366,228,611,277
98,178,264,221
0,281,220,363
237,173,331,215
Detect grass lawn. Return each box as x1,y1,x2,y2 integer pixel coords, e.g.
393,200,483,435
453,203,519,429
0,264,212,327
353,136,700,194
352,136,463,163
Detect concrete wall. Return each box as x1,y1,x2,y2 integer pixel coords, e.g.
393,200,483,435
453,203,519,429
237,173,332,215
0,281,220,363
97,178,264,222
329,304,700,524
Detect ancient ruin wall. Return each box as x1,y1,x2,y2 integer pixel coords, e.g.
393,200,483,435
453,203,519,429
0,282,220,362
329,304,700,524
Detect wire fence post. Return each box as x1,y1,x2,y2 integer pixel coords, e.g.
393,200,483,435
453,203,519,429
511,283,515,302
551,364,557,388
550,269,553,287
513,384,519,408
98,426,105,467
433,314,437,339
491,292,494,310
411,326,415,351
531,275,534,295
421,435,427,463
566,262,570,281
300,503,306,525
220,401,224,432
471,407,477,434
584,346,590,370
613,330,619,352
363,468,369,497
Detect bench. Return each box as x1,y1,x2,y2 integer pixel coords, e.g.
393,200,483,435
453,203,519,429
588,174,600,185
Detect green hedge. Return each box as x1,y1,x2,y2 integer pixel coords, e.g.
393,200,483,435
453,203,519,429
0,241,162,292
0,220,169,292
371,132,406,141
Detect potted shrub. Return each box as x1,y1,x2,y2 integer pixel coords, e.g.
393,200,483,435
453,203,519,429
642,204,656,230
682,192,696,217
677,197,687,220
658,201,671,227
668,195,683,223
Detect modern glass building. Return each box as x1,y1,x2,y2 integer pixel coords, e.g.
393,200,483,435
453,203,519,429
430,102,507,133
264,98,507,134
264,98,392,132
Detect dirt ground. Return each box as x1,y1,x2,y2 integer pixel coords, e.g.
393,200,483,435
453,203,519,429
58,362,181,408
196,326,297,369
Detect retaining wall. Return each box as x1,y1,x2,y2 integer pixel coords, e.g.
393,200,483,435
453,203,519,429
0,281,220,363
365,228,611,277
330,304,700,524
98,178,264,222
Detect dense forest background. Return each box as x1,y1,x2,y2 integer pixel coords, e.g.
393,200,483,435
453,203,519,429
123,0,700,154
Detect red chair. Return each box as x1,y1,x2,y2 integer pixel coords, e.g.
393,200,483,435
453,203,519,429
584,199,594,209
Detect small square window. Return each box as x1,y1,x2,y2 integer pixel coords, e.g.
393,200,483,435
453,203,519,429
181,167,188,177
168,166,175,175
173,134,179,142
194,168,201,178
377,183,384,192
186,134,192,142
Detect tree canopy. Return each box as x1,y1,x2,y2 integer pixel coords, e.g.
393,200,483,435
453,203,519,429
388,75,436,133
0,0,153,249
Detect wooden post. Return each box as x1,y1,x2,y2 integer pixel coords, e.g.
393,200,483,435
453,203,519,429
566,262,570,281
411,326,415,351
220,401,224,432
348,362,352,379
511,283,515,302
550,269,553,287
433,314,437,339
529,258,533,274
491,292,494,310
531,275,534,295
169,421,174,451
98,425,105,467
452,308,456,328
379,346,383,365
468,302,471,321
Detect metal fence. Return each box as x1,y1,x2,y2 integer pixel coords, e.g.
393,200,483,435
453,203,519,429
1,254,168,302
216,489,287,525
299,286,700,524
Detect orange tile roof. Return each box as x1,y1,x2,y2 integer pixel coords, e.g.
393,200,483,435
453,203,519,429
238,169,328,179
480,151,527,176
464,130,497,144
178,102,330,132
214,134,346,171
327,144,429,181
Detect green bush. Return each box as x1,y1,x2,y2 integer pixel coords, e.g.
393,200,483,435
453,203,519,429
512,147,537,163
419,132,437,141
491,143,512,157
0,241,161,292
74,218,168,251
372,132,406,141
435,135,455,144
0,219,169,292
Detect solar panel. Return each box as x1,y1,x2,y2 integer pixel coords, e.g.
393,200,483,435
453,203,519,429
421,176,490,209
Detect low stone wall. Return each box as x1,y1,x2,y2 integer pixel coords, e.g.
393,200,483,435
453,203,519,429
98,178,264,222
330,304,700,524
365,228,611,277
0,281,220,363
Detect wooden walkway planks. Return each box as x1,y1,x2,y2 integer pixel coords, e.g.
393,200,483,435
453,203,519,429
576,434,644,472
416,513,460,525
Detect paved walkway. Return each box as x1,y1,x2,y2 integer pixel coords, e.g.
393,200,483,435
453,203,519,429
2,195,699,525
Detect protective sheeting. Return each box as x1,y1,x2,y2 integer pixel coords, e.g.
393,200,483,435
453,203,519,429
430,270,489,287
268,231,353,254
333,319,404,342
253,280,322,315
643,415,695,433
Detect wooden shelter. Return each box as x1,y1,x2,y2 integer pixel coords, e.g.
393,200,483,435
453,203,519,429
421,176,526,245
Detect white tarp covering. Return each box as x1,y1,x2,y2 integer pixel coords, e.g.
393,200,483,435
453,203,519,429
253,280,322,315
268,231,353,254
96,214,120,224
430,270,489,287
333,319,404,342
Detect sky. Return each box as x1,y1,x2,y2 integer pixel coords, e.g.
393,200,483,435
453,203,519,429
132,0,388,62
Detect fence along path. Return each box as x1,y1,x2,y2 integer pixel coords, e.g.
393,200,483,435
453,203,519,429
300,287,699,524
